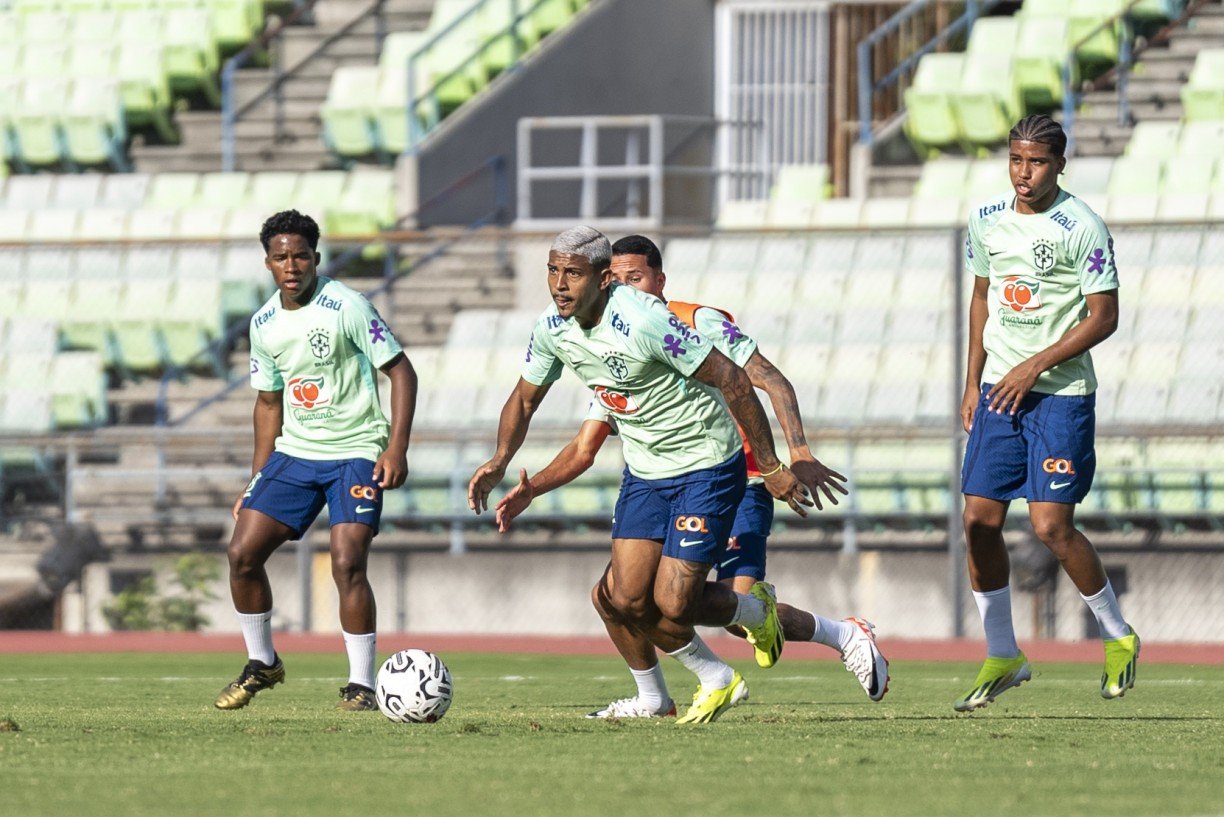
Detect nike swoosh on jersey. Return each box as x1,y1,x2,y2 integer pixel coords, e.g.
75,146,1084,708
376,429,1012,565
1050,481,1072,490
678,538,704,547
356,506,376,514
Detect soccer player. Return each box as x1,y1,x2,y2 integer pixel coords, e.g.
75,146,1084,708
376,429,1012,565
956,115,1139,712
493,235,889,717
214,210,417,712
468,226,812,723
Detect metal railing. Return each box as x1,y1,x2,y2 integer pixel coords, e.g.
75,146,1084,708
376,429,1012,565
856,0,1004,147
516,114,769,229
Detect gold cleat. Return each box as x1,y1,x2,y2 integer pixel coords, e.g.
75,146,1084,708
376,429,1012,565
214,656,285,710
336,683,378,712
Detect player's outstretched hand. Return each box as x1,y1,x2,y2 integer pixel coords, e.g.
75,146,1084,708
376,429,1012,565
789,458,848,511
986,360,1040,417
468,459,506,514
494,468,534,533
763,464,815,518
373,447,408,490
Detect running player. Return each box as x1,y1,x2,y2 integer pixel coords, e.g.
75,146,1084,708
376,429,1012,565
493,235,889,718
214,210,417,712
468,226,811,723
956,115,1139,712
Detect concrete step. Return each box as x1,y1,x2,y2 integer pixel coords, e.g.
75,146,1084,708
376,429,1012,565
867,164,920,198
130,141,338,174
1132,58,1194,83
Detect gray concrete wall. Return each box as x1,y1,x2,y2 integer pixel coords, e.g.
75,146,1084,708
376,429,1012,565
415,0,717,226
67,548,1224,643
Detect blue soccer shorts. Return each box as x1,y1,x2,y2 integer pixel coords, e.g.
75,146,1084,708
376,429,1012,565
716,483,773,582
240,451,384,538
611,450,747,566
962,384,1097,504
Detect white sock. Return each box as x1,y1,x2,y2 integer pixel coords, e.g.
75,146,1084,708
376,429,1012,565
629,664,670,711
810,614,856,653
667,635,734,690
727,592,766,629
236,610,275,665
342,630,377,690
1081,580,1130,640
973,586,1020,659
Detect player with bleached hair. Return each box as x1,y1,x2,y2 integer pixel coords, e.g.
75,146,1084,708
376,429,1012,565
493,234,890,717
956,115,1139,711
469,226,811,723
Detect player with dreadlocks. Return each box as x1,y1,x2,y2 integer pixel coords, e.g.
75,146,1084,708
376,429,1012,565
954,114,1140,711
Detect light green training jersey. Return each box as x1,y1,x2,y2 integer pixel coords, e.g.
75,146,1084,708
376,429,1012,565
966,189,1119,396
249,276,404,461
521,284,741,479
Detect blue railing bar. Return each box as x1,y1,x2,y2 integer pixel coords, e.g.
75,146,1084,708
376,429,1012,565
404,0,490,153
860,0,939,49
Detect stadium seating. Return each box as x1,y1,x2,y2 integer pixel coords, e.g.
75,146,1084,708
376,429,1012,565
1180,49,1224,121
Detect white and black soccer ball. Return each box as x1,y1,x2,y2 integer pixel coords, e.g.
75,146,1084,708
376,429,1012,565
375,649,453,723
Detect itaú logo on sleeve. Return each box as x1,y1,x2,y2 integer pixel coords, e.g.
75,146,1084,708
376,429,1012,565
593,385,640,415
287,376,330,409
1000,276,1042,312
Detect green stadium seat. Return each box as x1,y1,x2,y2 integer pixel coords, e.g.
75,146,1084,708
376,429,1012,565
1108,155,1163,196
811,198,863,228
1157,192,1210,221
375,60,431,155
0,389,54,433
323,170,396,236
1108,194,1159,223
21,10,67,41
903,53,966,157
77,208,130,241
662,237,711,275
0,75,17,163
67,41,115,78
60,280,122,363
12,78,68,167
965,159,1010,201
531,0,575,37
163,279,223,369
1062,156,1114,196
967,16,1019,56
860,197,911,228
771,164,832,202
4,317,59,355
17,39,68,77
1163,155,1216,195
210,0,262,53
175,206,230,240
64,77,127,169
113,279,170,373
0,210,30,245
296,170,348,205
246,172,300,210
423,0,488,114
479,0,541,79
163,8,221,104
1125,121,1181,160
68,9,119,42
952,53,1022,148
321,66,381,158
50,350,107,428
99,172,150,208
717,199,769,230
1181,49,1224,122
1178,121,1224,157
196,172,250,207
127,208,180,240
50,174,103,209
27,209,80,243
147,172,201,208
914,157,971,199
116,43,177,142
1068,0,1125,66
1014,16,1072,107
765,201,817,229
906,196,964,227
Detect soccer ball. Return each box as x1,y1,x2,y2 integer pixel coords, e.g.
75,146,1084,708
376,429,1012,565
375,649,453,723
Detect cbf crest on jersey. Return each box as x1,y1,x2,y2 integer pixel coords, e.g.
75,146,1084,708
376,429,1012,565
1032,239,1056,275
603,353,629,381
308,328,331,360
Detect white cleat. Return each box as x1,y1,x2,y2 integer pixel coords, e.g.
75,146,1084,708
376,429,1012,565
586,697,677,719
841,617,890,702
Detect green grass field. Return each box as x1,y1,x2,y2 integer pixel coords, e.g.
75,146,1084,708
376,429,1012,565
1,652,1222,817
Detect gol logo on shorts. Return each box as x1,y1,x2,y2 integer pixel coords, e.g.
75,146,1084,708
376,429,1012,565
1042,458,1076,475
349,484,380,501
675,515,709,533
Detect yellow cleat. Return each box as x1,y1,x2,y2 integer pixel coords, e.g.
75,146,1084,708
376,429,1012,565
1101,628,1140,699
744,581,783,668
336,683,379,711
214,656,285,710
953,653,1031,712
676,671,748,725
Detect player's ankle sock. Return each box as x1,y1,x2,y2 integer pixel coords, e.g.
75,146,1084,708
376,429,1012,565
810,614,856,653
629,664,670,711
973,586,1020,659
236,610,275,666
1081,580,1130,640
342,631,377,690
727,592,766,629
667,635,734,690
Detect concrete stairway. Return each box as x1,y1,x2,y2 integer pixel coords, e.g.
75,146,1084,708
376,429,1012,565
1069,0,1223,156
130,0,434,174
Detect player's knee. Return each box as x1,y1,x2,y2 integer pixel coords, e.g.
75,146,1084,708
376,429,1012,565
330,550,368,587
1030,517,1076,553
654,591,698,626
963,507,1004,540
609,587,652,624
227,540,264,580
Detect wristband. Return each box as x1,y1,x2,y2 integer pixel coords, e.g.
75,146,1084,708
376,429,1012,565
760,462,785,478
